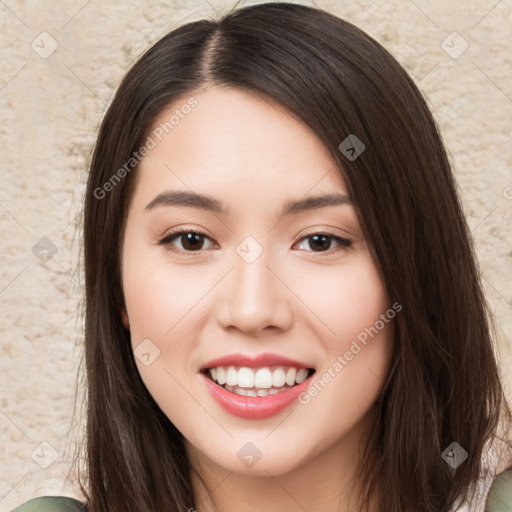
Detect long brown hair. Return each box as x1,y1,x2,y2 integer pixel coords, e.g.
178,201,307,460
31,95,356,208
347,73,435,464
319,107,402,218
77,2,512,511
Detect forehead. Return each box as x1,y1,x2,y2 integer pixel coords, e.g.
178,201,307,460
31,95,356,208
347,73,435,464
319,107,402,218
135,86,347,203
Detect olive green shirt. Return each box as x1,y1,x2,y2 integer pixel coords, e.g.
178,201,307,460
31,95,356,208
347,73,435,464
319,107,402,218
10,470,512,511
11,496,85,511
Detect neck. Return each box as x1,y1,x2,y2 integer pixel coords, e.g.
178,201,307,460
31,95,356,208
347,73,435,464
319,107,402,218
186,408,380,512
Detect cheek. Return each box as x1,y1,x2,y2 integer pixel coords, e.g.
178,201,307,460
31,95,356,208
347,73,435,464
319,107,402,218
123,268,205,401
122,243,209,342
121,242,219,400
295,253,394,416
293,254,389,349
122,253,205,428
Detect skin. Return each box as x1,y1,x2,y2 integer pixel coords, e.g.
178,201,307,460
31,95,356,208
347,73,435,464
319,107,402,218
121,86,395,511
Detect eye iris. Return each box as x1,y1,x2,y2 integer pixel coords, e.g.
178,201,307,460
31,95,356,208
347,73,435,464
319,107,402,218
182,232,204,251
309,234,331,251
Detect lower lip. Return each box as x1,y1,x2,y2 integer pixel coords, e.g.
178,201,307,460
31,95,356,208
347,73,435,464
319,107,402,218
201,372,313,419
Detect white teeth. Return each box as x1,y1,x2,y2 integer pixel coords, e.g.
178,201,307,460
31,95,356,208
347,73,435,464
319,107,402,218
238,367,255,388
254,368,273,388
222,383,292,397
207,365,312,389
285,367,297,386
272,367,286,387
296,368,308,383
216,367,226,385
226,366,238,386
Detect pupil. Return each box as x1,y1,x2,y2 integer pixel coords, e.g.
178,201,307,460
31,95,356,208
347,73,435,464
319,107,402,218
310,234,330,251
183,233,203,251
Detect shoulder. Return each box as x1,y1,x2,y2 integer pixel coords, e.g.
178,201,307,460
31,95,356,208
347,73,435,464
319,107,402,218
10,496,86,511
486,469,512,511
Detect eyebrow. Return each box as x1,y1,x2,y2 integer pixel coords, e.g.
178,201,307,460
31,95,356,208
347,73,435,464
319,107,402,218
144,190,352,216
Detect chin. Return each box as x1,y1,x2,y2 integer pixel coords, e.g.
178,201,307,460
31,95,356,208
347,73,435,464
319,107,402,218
190,433,315,477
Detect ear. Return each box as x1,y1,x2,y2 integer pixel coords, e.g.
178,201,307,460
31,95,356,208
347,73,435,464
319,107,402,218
121,307,130,329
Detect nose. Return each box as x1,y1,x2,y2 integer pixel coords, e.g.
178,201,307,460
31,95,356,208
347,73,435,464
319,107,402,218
216,248,294,335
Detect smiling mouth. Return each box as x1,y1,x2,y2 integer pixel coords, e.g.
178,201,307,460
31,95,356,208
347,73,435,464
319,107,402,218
202,366,316,397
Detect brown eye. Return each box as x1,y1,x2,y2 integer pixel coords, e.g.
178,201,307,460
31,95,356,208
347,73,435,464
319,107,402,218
295,233,352,253
158,230,216,252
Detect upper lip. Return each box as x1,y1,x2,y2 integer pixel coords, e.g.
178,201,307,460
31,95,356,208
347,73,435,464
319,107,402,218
200,352,315,371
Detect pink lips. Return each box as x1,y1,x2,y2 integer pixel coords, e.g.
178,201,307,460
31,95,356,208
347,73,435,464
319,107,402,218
200,352,315,420
200,352,312,371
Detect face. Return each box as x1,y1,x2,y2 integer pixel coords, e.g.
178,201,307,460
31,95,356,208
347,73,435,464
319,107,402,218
121,86,395,477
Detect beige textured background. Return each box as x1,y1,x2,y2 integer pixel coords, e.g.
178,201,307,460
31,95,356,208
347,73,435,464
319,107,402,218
1,0,511,510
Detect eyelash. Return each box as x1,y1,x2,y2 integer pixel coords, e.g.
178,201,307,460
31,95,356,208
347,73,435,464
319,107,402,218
157,228,353,255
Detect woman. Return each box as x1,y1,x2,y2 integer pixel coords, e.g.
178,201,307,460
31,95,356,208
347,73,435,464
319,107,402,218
12,2,512,511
